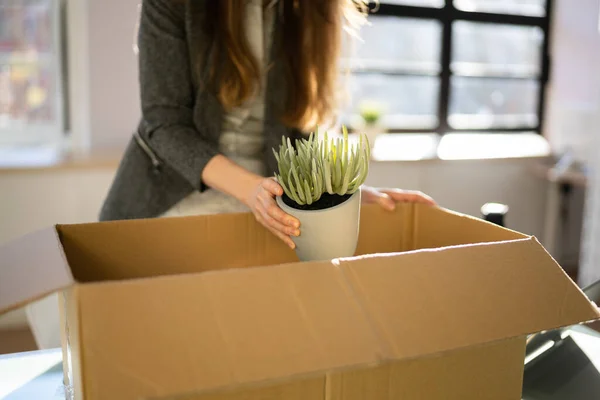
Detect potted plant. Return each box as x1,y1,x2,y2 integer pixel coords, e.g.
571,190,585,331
359,101,383,152
273,126,370,261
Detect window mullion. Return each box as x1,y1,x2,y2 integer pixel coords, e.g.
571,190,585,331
437,2,454,135
537,0,553,135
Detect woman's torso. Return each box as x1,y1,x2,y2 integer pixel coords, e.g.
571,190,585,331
161,0,276,217
98,0,303,221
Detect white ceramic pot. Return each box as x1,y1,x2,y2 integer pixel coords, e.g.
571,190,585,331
276,190,362,262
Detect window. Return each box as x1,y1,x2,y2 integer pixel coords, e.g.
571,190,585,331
0,0,66,148
341,0,552,134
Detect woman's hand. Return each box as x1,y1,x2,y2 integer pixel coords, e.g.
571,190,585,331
201,156,299,249
245,177,300,249
361,185,436,211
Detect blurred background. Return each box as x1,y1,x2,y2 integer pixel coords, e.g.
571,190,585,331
0,0,599,356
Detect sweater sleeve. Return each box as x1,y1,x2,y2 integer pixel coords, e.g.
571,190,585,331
137,0,219,191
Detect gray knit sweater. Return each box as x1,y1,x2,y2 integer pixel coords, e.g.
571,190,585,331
99,0,303,221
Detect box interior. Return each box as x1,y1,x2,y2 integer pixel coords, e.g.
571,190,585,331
55,204,527,284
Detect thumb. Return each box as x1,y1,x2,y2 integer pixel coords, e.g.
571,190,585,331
376,192,396,211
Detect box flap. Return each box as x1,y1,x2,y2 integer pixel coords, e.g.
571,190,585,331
355,203,528,256
42,204,524,285
340,237,600,361
413,205,529,249
0,227,74,315
72,235,599,399
54,212,297,282
74,261,383,398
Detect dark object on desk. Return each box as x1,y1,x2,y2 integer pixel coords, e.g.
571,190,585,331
522,279,600,400
523,334,600,400
481,203,509,227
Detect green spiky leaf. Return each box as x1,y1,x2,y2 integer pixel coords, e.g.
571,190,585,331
272,125,371,206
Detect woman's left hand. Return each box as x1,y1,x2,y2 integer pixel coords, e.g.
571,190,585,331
361,185,436,211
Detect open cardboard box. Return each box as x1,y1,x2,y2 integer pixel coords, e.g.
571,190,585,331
1,204,599,400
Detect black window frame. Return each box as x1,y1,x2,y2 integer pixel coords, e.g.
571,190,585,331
354,0,553,135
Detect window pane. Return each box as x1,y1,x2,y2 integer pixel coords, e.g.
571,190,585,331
449,77,539,129
341,74,440,129
383,0,444,7
454,0,547,17
0,62,57,125
0,0,63,146
451,21,544,77
344,16,442,74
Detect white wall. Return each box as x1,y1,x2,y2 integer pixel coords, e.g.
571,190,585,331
88,0,141,150
67,0,141,153
0,168,115,331
367,159,548,238
0,161,549,246
544,0,600,161
542,0,600,287
581,125,600,288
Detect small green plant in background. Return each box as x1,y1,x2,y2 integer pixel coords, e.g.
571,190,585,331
359,101,383,126
273,126,370,206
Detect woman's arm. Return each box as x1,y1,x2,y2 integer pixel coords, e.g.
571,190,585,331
203,155,300,247
201,155,262,205
137,0,299,246
137,0,219,191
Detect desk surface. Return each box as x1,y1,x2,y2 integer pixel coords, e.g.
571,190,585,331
2,326,600,400
0,348,63,399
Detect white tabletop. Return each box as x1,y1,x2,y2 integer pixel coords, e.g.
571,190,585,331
0,348,64,400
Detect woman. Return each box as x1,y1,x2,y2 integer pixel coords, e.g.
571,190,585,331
99,0,435,249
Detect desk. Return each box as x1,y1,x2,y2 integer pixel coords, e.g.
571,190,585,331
2,326,600,399
0,348,63,399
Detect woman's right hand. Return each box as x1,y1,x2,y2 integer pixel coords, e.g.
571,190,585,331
245,177,300,249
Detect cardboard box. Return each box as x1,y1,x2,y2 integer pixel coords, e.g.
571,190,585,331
1,204,598,400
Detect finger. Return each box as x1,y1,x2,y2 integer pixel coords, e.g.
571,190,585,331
259,192,300,228
254,208,296,248
388,190,436,205
257,203,300,237
361,186,396,211
376,193,396,211
416,193,436,205
269,226,296,249
257,212,296,249
261,178,284,197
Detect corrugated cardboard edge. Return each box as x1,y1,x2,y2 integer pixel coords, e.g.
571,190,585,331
406,204,417,251
527,235,600,328
434,205,528,236
132,237,600,400
0,226,75,315
59,287,84,400
420,204,530,241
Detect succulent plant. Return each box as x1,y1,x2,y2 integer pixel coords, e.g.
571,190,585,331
273,126,370,206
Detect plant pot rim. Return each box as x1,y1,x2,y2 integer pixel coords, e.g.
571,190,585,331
276,190,360,215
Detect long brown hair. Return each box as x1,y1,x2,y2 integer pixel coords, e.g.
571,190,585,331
204,0,369,132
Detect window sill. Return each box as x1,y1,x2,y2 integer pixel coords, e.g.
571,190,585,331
0,133,552,174
0,146,122,174
370,132,551,162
